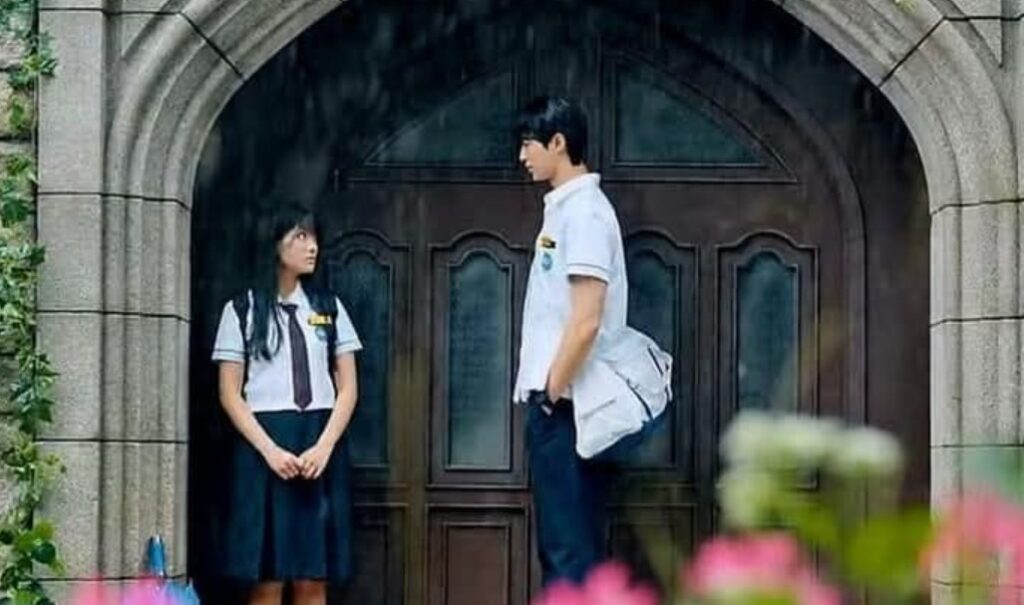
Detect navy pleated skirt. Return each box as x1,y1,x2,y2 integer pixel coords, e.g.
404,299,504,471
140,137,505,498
220,409,352,583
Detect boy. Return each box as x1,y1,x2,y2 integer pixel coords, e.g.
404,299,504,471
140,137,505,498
513,96,629,585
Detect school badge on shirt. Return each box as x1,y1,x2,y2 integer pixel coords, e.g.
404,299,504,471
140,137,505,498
309,313,332,342
539,235,556,271
308,313,332,326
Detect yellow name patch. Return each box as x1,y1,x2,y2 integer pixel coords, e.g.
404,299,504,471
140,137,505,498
308,313,332,326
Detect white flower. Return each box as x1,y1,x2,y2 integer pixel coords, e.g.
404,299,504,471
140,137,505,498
827,427,904,478
721,411,777,466
773,415,842,468
722,412,841,471
718,468,779,529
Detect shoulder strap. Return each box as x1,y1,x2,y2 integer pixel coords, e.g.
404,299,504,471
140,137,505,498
231,291,251,391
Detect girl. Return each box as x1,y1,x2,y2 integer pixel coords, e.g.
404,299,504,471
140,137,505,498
212,205,360,605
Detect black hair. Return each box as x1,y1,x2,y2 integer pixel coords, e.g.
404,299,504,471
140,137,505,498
247,203,322,361
513,96,588,165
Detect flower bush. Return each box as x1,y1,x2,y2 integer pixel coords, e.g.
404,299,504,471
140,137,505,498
715,412,930,602
682,533,839,605
923,491,1024,605
532,563,658,605
531,411,1024,605
68,579,198,605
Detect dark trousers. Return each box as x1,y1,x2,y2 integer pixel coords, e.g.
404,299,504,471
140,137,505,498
526,392,615,586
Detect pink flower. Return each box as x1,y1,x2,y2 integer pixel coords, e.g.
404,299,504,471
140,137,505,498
682,533,839,605
121,578,177,605
68,581,116,605
532,562,659,605
923,492,1024,605
68,578,178,605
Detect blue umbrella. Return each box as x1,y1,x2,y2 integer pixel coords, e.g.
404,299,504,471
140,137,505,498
142,535,201,604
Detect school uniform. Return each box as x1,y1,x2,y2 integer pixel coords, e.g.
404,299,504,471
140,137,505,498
513,172,628,585
211,283,362,583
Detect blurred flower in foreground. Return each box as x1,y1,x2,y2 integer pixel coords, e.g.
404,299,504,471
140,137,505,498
922,492,1024,605
720,412,778,467
531,562,658,605
718,412,905,530
121,580,177,605
716,468,779,529
682,533,840,605
722,412,841,470
721,412,899,478
68,578,192,605
826,427,903,479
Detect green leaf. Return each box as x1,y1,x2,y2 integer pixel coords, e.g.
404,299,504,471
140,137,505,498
0,196,28,225
31,523,52,542
843,508,933,595
6,95,32,138
12,590,38,605
11,532,32,554
0,565,17,589
787,499,842,554
29,542,54,566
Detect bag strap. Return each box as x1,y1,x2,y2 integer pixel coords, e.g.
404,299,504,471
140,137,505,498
231,291,251,392
232,288,341,393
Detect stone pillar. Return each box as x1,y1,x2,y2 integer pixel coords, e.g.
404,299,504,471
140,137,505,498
35,1,340,599
924,3,1024,602
37,3,190,600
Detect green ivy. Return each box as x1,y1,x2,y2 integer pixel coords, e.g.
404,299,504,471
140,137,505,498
0,1,61,604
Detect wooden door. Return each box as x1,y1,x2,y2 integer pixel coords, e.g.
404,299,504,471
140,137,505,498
321,12,861,605
192,2,936,604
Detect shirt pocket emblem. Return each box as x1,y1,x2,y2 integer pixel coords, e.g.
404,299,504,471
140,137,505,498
541,252,554,271
539,235,557,249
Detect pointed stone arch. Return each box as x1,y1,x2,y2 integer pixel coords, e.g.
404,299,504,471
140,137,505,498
36,0,1021,598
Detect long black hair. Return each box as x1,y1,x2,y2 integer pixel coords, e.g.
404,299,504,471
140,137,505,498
246,203,327,361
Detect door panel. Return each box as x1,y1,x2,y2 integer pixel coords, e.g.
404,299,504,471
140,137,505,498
718,234,820,416
429,236,529,486
327,232,413,485
337,506,407,605
623,233,698,478
427,509,530,605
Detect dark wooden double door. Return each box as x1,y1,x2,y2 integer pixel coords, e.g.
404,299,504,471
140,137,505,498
320,15,858,605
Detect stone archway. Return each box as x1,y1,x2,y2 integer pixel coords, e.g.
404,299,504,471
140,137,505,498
36,0,1021,600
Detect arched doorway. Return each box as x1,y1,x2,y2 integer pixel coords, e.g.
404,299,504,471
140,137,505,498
189,1,929,603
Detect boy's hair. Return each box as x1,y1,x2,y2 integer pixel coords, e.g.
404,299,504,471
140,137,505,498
514,96,588,165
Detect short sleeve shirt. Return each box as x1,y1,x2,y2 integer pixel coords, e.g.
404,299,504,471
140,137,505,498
513,173,628,402
212,283,362,412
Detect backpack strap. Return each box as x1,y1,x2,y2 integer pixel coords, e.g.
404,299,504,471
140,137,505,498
232,288,340,394
231,291,251,392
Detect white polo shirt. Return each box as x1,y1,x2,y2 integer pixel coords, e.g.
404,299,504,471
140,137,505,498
513,173,628,403
212,284,362,413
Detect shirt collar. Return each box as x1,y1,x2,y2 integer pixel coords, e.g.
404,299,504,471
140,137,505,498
278,282,309,308
543,173,601,208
